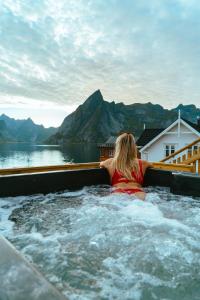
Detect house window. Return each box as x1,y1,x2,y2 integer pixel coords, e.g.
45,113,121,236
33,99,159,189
185,144,199,155
165,144,176,157
171,145,175,154
108,149,114,157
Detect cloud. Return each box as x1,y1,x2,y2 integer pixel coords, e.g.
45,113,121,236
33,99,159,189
0,95,77,127
0,0,200,109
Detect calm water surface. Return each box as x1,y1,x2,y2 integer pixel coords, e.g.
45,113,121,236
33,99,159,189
0,143,99,168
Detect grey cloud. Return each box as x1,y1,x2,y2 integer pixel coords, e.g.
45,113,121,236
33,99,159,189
0,0,200,107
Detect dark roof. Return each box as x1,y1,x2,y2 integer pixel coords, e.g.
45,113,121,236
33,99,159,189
136,128,165,147
137,118,200,148
182,118,200,132
98,136,117,148
105,136,117,144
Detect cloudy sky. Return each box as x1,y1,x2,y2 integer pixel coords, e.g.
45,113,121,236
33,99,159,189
0,0,200,127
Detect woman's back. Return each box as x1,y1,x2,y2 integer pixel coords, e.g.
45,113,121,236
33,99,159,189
111,158,144,186
100,132,153,200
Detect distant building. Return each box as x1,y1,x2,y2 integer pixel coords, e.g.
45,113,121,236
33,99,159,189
98,136,116,161
137,114,200,162
98,134,141,161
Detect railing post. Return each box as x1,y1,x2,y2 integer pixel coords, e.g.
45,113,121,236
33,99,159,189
192,162,196,173
182,154,186,162
194,149,197,155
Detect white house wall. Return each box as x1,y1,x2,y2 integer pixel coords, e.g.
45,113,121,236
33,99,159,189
140,123,199,162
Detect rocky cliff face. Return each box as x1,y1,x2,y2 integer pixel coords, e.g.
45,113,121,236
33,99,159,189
46,90,125,144
0,120,12,142
172,104,200,123
47,90,200,144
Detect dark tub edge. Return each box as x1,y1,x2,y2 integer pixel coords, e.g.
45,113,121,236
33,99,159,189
0,167,199,197
0,235,67,300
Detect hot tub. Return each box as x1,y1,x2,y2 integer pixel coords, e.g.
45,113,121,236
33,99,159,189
1,185,200,300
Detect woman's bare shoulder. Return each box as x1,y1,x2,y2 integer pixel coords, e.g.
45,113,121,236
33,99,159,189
140,159,153,169
100,158,113,168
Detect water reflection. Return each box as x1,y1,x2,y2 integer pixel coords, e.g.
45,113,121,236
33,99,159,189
0,143,99,168
62,143,99,163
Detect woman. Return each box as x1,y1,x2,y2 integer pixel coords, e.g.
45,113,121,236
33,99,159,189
100,133,153,200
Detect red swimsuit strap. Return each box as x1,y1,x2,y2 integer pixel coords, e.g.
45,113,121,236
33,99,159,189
111,159,144,185
111,169,125,185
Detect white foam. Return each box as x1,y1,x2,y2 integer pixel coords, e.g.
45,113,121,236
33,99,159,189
1,187,200,300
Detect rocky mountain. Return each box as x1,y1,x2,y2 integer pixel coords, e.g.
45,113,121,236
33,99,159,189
46,90,200,144
0,114,57,143
0,119,12,142
172,104,200,123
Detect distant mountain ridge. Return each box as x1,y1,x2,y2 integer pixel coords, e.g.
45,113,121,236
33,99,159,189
0,114,57,143
1,91,199,144
46,90,200,144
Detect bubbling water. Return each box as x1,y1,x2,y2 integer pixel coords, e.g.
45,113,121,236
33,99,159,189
1,186,200,300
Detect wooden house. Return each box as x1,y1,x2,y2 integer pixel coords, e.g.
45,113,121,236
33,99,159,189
137,114,200,162
98,135,141,161
98,136,116,161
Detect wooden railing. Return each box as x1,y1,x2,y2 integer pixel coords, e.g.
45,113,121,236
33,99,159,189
160,137,200,173
0,161,194,176
0,162,100,175
180,152,200,174
161,137,200,163
152,162,194,173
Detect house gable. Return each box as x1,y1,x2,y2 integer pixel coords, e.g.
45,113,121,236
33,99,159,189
140,118,200,153
181,119,200,135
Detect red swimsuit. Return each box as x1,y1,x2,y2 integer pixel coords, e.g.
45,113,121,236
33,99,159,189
111,159,144,195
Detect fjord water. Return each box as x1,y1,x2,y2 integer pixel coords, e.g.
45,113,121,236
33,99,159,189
0,143,99,168
1,186,200,300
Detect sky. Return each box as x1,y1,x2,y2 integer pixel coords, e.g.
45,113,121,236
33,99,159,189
0,0,200,127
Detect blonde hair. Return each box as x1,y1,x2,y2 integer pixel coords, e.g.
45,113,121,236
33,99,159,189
112,133,138,180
